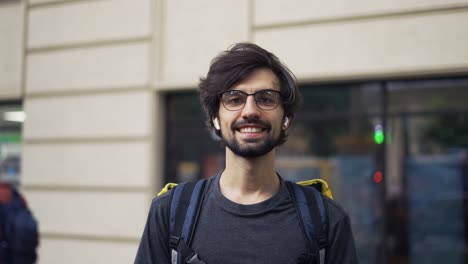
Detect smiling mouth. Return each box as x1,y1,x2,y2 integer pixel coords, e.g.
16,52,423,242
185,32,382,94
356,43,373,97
238,127,265,133
233,119,271,134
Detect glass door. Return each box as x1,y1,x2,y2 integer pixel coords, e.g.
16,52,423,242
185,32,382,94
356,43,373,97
387,78,468,264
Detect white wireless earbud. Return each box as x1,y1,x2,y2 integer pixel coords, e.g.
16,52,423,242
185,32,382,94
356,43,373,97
213,118,220,130
283,117,289,128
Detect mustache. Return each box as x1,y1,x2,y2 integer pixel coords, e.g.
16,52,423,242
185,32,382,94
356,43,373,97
232,119,271,130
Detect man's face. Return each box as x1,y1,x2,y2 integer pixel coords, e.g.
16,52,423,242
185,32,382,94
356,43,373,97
215,68,285,158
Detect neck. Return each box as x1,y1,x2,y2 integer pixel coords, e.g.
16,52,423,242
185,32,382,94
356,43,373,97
219,148,280,205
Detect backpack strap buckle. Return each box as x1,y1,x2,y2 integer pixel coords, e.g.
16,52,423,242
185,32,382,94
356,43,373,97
186,252,206,264
170,235,206,264
170,235,181,249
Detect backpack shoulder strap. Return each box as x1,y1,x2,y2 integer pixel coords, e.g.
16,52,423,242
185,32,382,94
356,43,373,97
285,181,328,264
169,178,211,264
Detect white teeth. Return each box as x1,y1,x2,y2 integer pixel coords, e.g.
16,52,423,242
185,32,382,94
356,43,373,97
240,127,262,133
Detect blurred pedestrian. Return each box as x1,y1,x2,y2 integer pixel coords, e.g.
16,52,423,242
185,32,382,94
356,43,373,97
0,183,39,264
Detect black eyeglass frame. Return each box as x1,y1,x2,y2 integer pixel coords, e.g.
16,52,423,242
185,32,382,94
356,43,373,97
219,89,283,111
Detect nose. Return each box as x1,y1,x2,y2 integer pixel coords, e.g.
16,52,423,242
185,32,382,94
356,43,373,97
241,95,260,119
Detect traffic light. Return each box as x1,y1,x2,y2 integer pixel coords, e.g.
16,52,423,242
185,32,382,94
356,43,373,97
373,171,383,184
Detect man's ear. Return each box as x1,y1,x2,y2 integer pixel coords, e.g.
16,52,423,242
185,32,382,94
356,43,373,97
213,117,220,130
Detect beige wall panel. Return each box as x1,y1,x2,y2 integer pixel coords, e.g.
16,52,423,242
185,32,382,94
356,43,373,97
254,0,468,26
28,0,151,48
26,43,149,93
24,190,149,238
159,0,249,87
29,0,69,4
38,238,137,264
254,11,468,80
0,2,23,99
23,91,152,139
22,142,151,187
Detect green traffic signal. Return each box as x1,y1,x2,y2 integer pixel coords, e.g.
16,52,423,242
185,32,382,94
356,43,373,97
374,130,384,144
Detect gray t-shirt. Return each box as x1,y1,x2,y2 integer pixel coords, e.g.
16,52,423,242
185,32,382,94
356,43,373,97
135,174,358,264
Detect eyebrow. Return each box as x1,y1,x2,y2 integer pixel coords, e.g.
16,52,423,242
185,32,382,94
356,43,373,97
228,88,279,92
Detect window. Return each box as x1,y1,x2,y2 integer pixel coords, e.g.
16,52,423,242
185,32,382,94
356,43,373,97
0,101,23,188
164,76,468,264
164,92,224,183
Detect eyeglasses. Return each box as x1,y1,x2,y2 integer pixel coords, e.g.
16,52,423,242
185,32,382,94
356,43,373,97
220,89,282,111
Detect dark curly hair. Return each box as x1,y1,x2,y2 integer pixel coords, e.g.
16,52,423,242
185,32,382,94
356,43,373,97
199,42,301,145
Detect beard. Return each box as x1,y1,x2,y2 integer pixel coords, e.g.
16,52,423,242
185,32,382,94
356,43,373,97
220,119,281,158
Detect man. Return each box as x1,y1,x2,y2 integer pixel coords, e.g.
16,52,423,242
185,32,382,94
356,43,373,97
135,43,358,263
